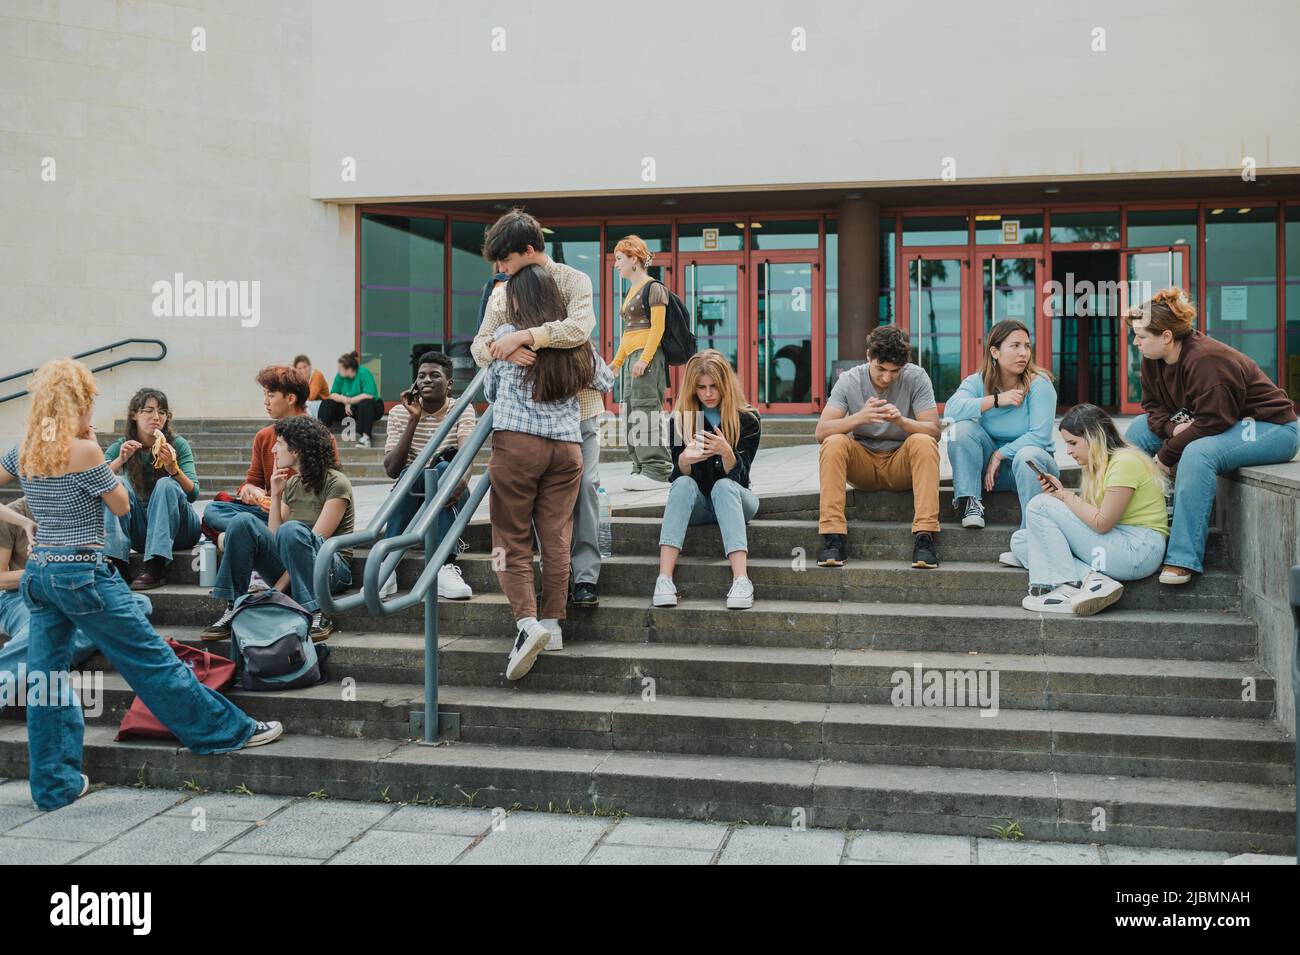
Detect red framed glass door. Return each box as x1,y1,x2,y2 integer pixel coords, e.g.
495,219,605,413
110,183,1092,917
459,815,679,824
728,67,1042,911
678,254,747,396
749,252,822,412
975,251,1046,369
605,258,670,409
900,252,968,405
1118,246,1190,414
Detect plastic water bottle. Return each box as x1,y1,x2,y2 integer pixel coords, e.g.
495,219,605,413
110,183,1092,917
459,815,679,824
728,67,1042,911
197,540,218,587
597,486,613,558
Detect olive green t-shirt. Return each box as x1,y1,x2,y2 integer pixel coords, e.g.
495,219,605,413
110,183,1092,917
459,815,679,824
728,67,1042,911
281,469,355,561
1104,450,1168,536
0,497,33,572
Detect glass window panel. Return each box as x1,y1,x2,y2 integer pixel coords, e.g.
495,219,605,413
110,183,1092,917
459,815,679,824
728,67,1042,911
975,213,1043,245
911,258,964,400
545,225,602,345
1050,210,1119,244
902,215,968,247
982,257,1037,339
825,217,894,396
681,262,740,373
1286,206,1300,400
1205,206,1278,382
449,220,494,395
1126,208,1198,295
677,221,744,252
756,260,815,403
750,219,819,250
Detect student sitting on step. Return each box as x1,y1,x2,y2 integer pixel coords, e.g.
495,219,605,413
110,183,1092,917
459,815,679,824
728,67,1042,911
0,496,154,713
483,263,613,681
202,416,354,643
652,350,761,611
0,358,281,811
1009,404,1168,616
294,353,330,418
319,351,383,448
1122,287,1299,586
944,319,1058,532
201,365,338,539
100,388,202,591
380,349,474,600
816,325,942,570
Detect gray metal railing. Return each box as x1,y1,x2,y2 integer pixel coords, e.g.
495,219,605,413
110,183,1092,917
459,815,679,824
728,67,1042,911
0,338,168,403
314,368,492,743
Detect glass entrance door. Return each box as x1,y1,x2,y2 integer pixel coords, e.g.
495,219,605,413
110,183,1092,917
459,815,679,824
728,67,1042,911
680,256,744,387
751,255,820,412
1119,246,1190,414
977,253,1043,366
901,253,966,404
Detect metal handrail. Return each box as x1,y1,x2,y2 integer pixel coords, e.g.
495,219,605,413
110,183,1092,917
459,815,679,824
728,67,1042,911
0,338,168,403
314,367,493,743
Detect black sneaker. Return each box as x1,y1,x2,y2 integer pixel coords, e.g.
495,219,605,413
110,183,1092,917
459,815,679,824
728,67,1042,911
309,611,334,642
201,603,236,641
572,582,599,608
961,497,985,529
911,532,939,569
244,720,284,748
817,534,847,567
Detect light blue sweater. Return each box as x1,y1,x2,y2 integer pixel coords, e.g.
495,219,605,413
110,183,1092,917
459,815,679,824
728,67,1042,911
944,373,1057,459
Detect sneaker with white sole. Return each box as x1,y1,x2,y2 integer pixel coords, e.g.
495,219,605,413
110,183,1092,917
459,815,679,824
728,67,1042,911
77,773,91,799
652,574,678,607
726,576,754,610
540,618,563,650
961,497,986,529
505,625,550,680
1071,571,1124,616
357,434,371,448
1159,564,1194,585
625,475,668,492
1021,582,1080,614
437,563,473,599
244,720,284,748
998,551,1024,568
201,603,236,641
379,571,397,599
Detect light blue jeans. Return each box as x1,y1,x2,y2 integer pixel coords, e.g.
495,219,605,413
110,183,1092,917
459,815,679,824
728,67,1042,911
103,476,202,566
212,515,352,613
0,587,151,713
948,420,1058,529
659,477,760,555
1126,414,1300,573
21,546,255,810
1010,495,1167,587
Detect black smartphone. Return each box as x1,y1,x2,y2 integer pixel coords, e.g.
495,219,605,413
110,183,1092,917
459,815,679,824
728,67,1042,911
1025,458,1053,486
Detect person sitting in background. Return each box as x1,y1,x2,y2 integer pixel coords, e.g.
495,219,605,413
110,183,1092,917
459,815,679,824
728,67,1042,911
653,350,761,611
1122,287,1299,585
1011,404,1167,616
102,388,202,591
202,366,336,540
202,416,354,643
319,351,383,447
380,349,475,600
944,319,1058,531
294,354,330,417
0,496,153,712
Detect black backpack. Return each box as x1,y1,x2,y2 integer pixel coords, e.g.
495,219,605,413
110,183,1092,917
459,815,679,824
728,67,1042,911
639,280,698,366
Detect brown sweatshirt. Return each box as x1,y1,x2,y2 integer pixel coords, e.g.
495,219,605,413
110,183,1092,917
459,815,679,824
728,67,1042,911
1139,331,1296,466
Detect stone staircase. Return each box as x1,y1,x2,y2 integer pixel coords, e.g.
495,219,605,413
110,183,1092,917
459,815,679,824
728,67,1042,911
0,461,1293,853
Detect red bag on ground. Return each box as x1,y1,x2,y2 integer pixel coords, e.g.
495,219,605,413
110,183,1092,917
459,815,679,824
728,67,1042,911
115,639,237,742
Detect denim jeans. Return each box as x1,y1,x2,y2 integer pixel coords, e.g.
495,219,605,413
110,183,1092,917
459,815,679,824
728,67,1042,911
947,420,1058,529
212,516,352,613
0,588,151,713
103,477,202,565
659,477,760,555
21,546,255,810
1126,414,1300,573
201,498,268,534
384,461,467,564
1009,495,1167,587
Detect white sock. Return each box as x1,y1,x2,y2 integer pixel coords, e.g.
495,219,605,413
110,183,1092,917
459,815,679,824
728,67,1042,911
539,618,560,632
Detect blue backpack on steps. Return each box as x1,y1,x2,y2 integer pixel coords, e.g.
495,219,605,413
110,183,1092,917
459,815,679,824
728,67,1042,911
229,589,330,691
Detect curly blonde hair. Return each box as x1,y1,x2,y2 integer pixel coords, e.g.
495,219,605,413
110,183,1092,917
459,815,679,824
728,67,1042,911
18,359,98,478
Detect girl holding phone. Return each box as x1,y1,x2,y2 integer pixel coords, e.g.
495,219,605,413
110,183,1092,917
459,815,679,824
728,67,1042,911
1007,404,1168,616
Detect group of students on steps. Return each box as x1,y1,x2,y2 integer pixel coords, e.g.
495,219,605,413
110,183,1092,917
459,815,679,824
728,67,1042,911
0,209,1295,811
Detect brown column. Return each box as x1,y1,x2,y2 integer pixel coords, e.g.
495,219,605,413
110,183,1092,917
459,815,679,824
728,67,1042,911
836,196,879,361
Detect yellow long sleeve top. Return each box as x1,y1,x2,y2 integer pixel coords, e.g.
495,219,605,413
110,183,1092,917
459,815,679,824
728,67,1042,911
611,278,668,370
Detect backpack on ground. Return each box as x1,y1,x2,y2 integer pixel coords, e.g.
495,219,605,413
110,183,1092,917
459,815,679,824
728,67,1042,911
639,280,698,366
229,589,330,691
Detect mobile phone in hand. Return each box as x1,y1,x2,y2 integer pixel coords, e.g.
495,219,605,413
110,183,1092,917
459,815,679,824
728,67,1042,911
1026,458,1053,486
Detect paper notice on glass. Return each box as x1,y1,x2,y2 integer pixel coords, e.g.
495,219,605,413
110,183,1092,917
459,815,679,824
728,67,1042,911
1220,285,1248,322
1003,293,1025,317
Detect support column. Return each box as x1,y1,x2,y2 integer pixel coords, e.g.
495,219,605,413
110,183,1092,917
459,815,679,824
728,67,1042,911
836,196,879,362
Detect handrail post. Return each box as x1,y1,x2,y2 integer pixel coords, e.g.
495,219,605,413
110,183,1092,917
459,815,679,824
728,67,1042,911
424,464,440,744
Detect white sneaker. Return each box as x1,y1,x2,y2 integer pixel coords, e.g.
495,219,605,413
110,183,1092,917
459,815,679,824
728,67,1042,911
437,563,472,599
505,624,550,681
726,576,754,610
1071,571,1124,616
998,551,1024,568
625,475,668,492
540,618,563,651
1021,583,1080,614
357,434,371,448
247,571,269,593
77,773,91,800
652,574,678,607
379,571,397,599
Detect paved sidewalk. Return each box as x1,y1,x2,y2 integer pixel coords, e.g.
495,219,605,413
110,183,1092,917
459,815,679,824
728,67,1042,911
0,779,1288,865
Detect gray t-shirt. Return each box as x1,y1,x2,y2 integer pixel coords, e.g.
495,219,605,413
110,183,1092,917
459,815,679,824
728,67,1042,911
826,362,937,452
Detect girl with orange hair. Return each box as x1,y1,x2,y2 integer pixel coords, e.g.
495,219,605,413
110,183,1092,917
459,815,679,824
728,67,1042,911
652,350,762,610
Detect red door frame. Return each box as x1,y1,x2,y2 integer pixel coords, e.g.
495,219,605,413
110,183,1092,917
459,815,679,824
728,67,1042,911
899,249,970,410
747,249,825,413
972,248,1047,371
1118,245,1192,415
